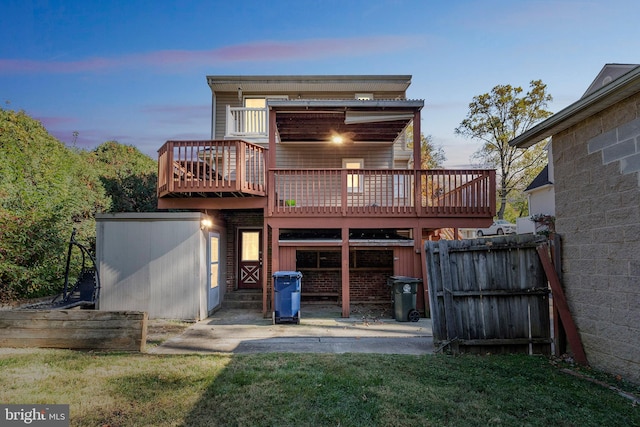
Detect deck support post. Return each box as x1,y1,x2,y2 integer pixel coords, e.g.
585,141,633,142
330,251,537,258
341,226,350,318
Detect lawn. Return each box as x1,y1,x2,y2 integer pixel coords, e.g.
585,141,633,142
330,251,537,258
0,350,638,426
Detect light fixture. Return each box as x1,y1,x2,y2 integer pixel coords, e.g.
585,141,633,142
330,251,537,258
237,86,242,101
201,218,213,230
331,135,344,144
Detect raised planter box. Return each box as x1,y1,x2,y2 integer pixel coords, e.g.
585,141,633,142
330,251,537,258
0,310,148,352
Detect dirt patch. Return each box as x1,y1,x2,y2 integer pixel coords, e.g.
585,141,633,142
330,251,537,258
146,319,192,348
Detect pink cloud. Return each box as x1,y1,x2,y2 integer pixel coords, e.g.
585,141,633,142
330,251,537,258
35,115,78,127
0,36,420,74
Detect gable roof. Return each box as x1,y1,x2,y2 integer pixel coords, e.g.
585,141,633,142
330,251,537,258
582,64,638,97
509,64,640,148
524,165,551,192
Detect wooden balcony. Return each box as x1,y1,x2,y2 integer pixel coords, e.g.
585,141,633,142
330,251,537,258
157,141,496,219
270,169,496,218
158,140,267,198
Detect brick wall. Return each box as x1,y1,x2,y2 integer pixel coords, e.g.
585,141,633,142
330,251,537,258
301,270,341,294
553,91,640,383
296,249,394,302
349,270,392,302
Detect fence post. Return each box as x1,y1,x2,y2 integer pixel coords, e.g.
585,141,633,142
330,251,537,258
537,243,588,366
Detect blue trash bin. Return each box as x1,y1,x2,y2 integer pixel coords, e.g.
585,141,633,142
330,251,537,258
273,271,302,324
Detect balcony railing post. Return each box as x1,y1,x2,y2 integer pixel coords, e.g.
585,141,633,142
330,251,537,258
341,169,348,216
225,105,233,136
166,141,174,193
236,140,245,191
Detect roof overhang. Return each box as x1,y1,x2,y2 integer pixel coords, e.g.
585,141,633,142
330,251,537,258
509,66,640,148
267,99,424,144
207,75,412,94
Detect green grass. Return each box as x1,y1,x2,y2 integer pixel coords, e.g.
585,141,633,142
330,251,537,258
0,351,638,426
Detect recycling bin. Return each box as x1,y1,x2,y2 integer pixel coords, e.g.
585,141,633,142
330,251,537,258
388,276,421,322
273,271,302,324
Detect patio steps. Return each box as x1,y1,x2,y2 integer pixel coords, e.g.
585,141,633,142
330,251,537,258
223,290,262,310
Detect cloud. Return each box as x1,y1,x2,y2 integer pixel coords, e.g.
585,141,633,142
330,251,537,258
35,115,78,128
0,36,420,75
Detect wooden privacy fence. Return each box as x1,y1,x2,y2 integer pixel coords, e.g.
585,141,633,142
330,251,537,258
0,310,148,352
426,234,552,355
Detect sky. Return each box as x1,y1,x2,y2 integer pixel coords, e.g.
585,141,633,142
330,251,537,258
2,0,640,167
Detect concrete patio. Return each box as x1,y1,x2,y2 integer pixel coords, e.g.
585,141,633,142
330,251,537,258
149,304,434,355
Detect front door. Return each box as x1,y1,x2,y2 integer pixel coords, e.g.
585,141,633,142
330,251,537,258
238,229,262,289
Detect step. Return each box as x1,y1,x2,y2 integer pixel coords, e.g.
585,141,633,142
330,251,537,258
223,299,262,310
224,290,262,302
222,291,262,310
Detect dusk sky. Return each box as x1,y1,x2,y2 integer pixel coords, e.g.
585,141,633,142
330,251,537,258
2,0,640,166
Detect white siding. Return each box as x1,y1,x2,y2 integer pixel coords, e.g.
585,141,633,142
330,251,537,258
96,213,224,320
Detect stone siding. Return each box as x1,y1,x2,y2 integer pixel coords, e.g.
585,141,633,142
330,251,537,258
552,91,640,383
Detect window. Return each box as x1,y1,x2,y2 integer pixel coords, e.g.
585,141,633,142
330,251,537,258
241,231,260,261
209,234,220,289
343,158,364,193
241,96,287,134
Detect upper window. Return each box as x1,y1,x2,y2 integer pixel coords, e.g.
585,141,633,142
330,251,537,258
244,98,266,108
343,158,364,193
355,93,373,100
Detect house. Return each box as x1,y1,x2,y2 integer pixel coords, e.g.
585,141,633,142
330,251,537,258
509,64,640,383
516,146,556,235
153,75,496,319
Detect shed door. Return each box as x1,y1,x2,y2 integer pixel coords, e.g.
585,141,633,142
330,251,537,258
238,229,262,289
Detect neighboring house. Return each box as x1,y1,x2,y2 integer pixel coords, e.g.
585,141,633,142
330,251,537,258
154,75,496,319
509,64,640,383
516,145,556,234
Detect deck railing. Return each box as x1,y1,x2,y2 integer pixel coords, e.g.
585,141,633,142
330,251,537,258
157,140,266,197
271,169,495,217
225,106,268,137
158,141,495,218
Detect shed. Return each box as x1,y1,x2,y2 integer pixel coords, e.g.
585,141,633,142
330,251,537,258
96,212,226,320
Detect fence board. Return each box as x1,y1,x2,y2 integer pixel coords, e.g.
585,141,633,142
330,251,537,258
0,310,147,352
426,234,551,355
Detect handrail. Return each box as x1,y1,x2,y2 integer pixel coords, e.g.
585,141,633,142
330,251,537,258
157,140,267,197
226,106,268,136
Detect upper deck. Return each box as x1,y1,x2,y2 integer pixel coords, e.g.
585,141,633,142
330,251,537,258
157,140,496,220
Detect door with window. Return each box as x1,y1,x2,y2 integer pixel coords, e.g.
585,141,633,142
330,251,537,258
238,229,262,289
208,233,221,312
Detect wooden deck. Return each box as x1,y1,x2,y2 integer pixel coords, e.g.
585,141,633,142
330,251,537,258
157,140,496,219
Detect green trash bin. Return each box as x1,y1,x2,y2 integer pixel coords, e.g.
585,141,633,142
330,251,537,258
388,276,421,322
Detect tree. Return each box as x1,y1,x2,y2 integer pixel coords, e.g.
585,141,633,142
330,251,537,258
84,141,158,212
406,126,446,168
455,80,552,219
0,108,110,301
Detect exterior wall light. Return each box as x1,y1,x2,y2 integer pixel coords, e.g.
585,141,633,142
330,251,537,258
201,218,213,230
